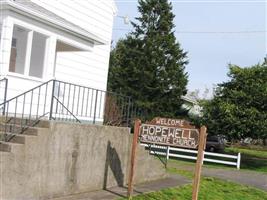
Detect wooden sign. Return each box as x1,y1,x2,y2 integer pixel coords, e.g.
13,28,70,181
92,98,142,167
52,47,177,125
140,117,199,149
127,118,207,200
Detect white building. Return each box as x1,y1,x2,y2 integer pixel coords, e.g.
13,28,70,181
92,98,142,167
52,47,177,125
0,0,120,123
0,0,116,97
181,96,202,117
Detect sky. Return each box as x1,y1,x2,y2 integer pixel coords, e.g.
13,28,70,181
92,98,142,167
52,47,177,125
112,0,267,98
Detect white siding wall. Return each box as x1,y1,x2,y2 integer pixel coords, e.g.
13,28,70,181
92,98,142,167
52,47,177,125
32,0,116,91
0,14,13,76
0,20,2,44
0,16,3,103
0,0,116,122
0,18,3,75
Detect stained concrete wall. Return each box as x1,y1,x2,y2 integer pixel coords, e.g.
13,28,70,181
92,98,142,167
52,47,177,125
0,122,166,200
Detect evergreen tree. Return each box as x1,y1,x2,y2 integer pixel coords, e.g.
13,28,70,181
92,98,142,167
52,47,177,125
108,0,188,119
201,64,267,141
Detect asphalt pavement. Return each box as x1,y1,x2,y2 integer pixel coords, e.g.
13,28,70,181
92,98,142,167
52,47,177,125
50,174,190,200
168,161,267,191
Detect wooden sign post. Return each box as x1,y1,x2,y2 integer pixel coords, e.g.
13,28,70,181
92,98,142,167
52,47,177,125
127,119,141,199
192,126,207,200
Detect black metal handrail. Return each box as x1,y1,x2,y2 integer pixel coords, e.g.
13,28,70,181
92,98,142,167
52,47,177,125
2,80,52,104
0,78,8,115
0,79,54,141
0,79,134,142
51,80,132,126
53,96,81,123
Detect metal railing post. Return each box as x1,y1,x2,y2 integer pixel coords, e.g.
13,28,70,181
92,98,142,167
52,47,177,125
93,90,98,124
49,80,56,120
126,97,131,127
2,78,8,115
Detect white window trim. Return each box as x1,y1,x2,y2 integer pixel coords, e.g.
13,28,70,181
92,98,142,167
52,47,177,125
4,16,94,81
7,71,45,83
11,17,93,51
0,15,14,76
24,30,33,76
42,37,50,78
7,20,51,80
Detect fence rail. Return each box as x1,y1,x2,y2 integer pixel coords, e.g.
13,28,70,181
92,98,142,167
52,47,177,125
141,143,241,169
51,80,132,126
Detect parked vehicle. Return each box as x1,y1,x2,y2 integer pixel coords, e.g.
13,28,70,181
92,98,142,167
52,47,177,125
206,135,225,152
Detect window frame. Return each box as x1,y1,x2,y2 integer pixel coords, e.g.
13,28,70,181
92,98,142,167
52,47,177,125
7,21,51,81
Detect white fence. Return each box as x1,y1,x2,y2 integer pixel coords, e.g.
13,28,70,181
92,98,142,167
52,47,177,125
141,143,241,169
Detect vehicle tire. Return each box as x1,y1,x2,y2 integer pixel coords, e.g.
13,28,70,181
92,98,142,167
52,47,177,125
209,146,215,152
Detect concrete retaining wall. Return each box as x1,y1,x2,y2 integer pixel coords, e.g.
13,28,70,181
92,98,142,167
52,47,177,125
0,122,166,200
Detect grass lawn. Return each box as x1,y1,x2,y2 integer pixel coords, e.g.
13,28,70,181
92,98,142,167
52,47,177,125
225,147,267,173
225,146,267,159
164,146,267,174
117,147,267,199
118,169,267,200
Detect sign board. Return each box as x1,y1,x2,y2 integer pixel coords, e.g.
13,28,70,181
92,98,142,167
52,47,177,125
127,118,207,200
151,117,191,127
139,117,199,149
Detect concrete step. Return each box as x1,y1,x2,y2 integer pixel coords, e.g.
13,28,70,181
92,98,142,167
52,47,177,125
0,133,26,144
0,132,38,144
0,142,11,152
0,116,50,128
0,123,49,136
0,141,24,153
36,120,50,128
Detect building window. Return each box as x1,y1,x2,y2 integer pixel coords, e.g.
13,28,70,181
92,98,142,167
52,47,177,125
9,24,48,79
29,32,48,78
9,25,29,74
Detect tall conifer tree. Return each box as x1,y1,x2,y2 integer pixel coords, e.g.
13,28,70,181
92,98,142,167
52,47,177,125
108,0,188,118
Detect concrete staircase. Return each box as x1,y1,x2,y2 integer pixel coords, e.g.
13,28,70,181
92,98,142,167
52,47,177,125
0,117,55,200
0,117,50,153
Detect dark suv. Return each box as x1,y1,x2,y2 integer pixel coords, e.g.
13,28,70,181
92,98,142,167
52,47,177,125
206,135,225,152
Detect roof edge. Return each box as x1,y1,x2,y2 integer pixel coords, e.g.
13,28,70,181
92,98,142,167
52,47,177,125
181,96,198,105
0,0,108,45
